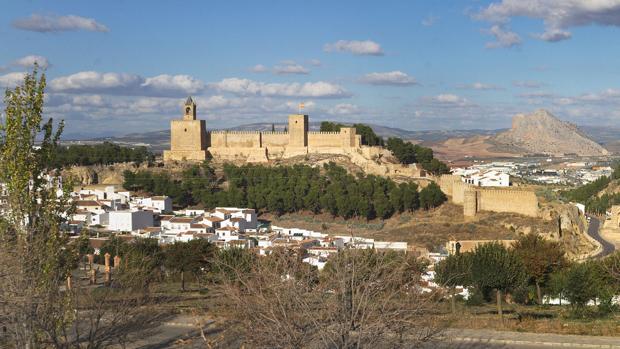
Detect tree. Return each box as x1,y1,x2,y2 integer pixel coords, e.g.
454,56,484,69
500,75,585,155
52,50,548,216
419,182,447,209
435,252,472,313
470,242,525,323
512,234,567,305
0,67,168,348
564,261,606,315
210,248,444,348
164,239,215,291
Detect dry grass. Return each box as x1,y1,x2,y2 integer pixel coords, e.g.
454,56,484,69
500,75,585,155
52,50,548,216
262,204,557,251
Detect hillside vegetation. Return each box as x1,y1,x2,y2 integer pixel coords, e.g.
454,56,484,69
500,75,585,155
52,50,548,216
123,162,446,219
562,164,620,214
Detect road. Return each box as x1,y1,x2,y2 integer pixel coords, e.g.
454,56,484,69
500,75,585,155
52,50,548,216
132,319,620,349
587,216,615,258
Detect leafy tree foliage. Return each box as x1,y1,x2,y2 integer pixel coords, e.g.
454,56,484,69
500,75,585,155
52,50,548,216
470,242,526,322
386,137,449,175
320,121,384,146
561,163,620,213
53,141,154,168
435,252,472,313
512,234,567,305
164,239,215,290
419,182,447,209
123,162,433,220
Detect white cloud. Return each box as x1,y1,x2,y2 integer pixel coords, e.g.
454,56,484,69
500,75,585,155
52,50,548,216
422,15,439,26
534,28,572,42
209,78,350,98
458,82,503,90
48,71,205,96
12,14,109,33
0,72,26,88
360,71,417,86
142,74,205,94
476,0,620,43
323,40,384,56
250,64,268,73
484,25,521,48
13,55,50,69
273,61,309,75
309,59,322,67
328,103,360,115
435,94,466,104
50,71,142,93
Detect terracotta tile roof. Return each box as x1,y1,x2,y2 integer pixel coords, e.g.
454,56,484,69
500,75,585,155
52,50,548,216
216,226,238,232
159,215,174,221
169,217,195,223
229,217,244,222
203,216,224,222
76,200,101,207
190,223,208,229
151,196,167,200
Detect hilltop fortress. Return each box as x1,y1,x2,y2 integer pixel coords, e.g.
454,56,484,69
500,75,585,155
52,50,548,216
164,97,363,163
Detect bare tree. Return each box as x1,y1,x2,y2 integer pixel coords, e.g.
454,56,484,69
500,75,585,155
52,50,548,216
207,247,445,348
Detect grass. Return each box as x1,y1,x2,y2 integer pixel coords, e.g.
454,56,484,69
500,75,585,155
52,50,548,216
442,302,620,337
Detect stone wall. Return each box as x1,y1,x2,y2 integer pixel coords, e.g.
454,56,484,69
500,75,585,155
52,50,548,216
209,131,261,148
438,174,539,217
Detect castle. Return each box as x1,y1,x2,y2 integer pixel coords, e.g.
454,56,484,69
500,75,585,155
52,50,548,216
163,97,362,163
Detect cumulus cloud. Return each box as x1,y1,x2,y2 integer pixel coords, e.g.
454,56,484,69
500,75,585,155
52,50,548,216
328,103,360,115
13,55,50,69
309,59,322,67
209,78,350,98
273,61,310,75
142,74,205,94
48,71,205,96
12,14,109,33
250,64,268,73
0,72,26,88
323,40,384,56
457,82,503,90
476,0,620,43
484,25,521,48
435,94,467,104
360,71,417,86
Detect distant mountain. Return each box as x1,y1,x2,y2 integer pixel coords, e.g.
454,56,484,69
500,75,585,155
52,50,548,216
70,114,616,158
494,109,608,156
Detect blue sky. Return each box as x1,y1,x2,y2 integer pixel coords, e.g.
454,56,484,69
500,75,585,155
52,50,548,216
2,0,620,137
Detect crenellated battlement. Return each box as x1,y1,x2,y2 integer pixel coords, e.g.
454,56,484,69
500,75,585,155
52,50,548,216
209,130,262,135
308,131,340,135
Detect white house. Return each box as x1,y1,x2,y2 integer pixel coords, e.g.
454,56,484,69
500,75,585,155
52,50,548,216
462,170,510,187
107,210,154,232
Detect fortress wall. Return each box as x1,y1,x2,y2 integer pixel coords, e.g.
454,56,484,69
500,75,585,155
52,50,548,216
308,131,354,148
208,131,261,148
437,174,461,197
262,132,290,147
476,188,539,217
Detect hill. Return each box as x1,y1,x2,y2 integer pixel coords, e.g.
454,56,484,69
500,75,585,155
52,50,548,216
494,109,609,157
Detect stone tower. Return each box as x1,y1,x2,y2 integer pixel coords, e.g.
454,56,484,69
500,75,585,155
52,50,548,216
288,114,308,147
463,189,478,218
163,96,207,162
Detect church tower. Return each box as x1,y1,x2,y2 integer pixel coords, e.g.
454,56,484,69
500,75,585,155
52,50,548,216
163,96,207,162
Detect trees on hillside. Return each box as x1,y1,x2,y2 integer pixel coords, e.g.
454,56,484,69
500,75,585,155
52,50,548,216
124,162,437,220
419,182,447,209
512,234,567,305
53,142,155,168
386,137,449,175
319,121,384,146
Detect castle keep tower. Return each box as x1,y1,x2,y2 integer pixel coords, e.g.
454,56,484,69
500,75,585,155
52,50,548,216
288,114,308,147
163,97,207,162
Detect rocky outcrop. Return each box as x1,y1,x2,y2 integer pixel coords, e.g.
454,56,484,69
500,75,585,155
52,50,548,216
494,109,609,156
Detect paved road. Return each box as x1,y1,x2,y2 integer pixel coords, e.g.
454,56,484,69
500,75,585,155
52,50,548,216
133,319,620,349
587,216,615,258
